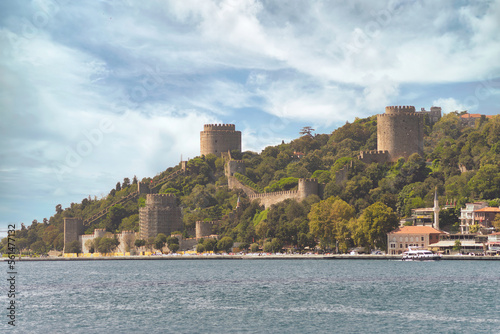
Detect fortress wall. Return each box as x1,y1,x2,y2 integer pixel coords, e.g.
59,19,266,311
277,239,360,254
144,194,176,207
227,176,257,196
63,218,83,253
298,178,319,199
377,106,424,162
225,160,246,177
179,238,198,251
335,165,349,184
138,182,150,194
139,194,183,240
196,221,219,239
249,190,301,209
358,150,389,164
247,178,321,209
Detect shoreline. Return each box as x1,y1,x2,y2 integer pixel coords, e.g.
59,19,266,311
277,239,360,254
5,254,500,261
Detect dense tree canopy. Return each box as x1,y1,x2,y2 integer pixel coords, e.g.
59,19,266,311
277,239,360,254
3,113,500,255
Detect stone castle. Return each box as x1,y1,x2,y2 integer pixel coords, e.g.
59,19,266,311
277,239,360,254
359,105,441,163
200,124,241,156
139,194,183,240
63,105,440,253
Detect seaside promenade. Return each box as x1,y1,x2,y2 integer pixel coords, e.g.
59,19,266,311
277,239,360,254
5,254,500,261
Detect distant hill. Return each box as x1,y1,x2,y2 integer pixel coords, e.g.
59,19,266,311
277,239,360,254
3,112,500,254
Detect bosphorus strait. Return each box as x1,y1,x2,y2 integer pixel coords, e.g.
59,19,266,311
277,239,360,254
8,259,500,333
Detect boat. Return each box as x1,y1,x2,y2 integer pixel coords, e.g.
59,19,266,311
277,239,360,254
402,247,441,261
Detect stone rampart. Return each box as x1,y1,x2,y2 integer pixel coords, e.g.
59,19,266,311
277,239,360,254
227,176,257,196
385,105,416,114
139,194,183,240
225,159,246,177
63,218,83,253
196,221,219,239
358,150,390,164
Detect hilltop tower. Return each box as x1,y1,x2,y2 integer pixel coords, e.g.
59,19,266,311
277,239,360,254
200,124,241,156
139,194,183,240
377,106,424,162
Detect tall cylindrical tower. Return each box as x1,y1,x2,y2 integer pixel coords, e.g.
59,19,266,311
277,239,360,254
377,106,424,162
200,124,241,156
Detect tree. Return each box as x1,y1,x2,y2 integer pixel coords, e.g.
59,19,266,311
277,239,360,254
203,238,217,252
154,233,167,251
65,240,81,254
115,182,121,191
196,243,205,253
469,224,480,234
122,177,131,188
31,240,47,254
453,240,462,252
55,204,63,215
299,126,315,137
494,214,500,231
354,202,399,251
105,204,127,232
271,238,283,253
166,236,179,247
263,241,273,253
132,175,138,185
250,243,259,252
308,197,355,251
97,237,119,254
134,239,146,248
169,244,179,253
217,237,234,253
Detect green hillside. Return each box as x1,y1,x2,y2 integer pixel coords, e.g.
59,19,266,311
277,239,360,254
3,112,500,254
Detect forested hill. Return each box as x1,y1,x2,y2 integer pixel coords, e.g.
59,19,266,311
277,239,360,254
3,112,500,254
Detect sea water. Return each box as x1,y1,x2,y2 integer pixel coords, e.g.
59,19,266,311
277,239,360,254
3,259,499,333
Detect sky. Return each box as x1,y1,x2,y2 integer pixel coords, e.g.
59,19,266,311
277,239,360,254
1,0,499,235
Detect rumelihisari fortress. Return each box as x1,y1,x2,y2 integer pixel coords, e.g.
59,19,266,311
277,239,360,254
63,105,441,254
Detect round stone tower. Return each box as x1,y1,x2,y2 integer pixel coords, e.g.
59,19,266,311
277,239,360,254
200,124,241,156
377,106,424,162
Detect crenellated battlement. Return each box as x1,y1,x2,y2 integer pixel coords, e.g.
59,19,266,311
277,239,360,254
200,124,241,156
378,112,423,118
360,150,389,156
385,106,416,114
249,190,299,199
195,220,219,225
203,124,236,131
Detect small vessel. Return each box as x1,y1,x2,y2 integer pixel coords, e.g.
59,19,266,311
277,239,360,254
402,247,441,261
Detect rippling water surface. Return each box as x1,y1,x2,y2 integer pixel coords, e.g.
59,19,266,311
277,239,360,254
4,259,500,333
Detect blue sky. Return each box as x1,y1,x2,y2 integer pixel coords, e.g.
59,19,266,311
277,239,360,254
1,0,499,235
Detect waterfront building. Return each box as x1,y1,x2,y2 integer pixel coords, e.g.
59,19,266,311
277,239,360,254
487,232,500,255
429,234,488,255
387,226,444,255
459,202,488,233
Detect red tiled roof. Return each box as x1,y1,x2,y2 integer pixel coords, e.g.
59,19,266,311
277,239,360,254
388,226,444,235
475,207,500,212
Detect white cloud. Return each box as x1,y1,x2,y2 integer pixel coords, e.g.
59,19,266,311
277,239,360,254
1,0,500,228
432,98,468,114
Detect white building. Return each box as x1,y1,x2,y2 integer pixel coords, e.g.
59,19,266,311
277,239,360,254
459,202,487,233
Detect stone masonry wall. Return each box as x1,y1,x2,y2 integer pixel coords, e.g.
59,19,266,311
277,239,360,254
63,218,83,253
377,106,424,162
248,179,321,209
200,124,241,156
139,194,183,240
